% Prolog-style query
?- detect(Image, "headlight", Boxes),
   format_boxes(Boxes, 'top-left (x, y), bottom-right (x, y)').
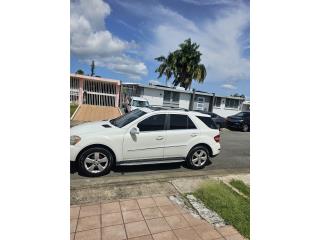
top-left (70, 135), bottom-right (81, 145)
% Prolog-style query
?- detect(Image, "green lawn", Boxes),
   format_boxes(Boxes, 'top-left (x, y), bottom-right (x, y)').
top-left (70, 104), bottom-right (78, 117)
top-left (193, 181), bottom-right (250, 239)
top-left (230, 179), bottom-right (250, 197)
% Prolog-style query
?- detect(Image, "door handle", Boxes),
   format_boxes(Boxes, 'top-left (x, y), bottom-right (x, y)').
top-left (156, 136), bottom-right (164, 140)
top-left (191, 133), bottom-right (198, 137)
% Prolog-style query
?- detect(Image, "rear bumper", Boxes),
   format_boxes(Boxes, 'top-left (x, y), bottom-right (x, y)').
top-left (211, 148), bottom-right (221, 157)
top-left (210, 143), bottom-right (221, 157)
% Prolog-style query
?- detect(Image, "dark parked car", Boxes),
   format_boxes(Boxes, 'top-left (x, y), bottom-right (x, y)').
top-left (196, 110), bottom-right (226, 129)
top-left (226, 112), bottom-right (250, 132)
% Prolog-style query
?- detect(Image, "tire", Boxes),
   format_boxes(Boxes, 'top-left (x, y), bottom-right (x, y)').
top-left (78, 147), bottom-right (114, 177)
top-left (216, 124), bottom-right (220, 130)
top-left (186, 145), bottom-right (209, 170)
top-left (242, 124), bottom-right (249, 132)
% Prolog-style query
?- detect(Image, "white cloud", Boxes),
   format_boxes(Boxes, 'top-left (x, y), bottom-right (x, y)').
top-left (137, 1), bottom-right (250, 84)
top-left (221, 84), bottom-right (237, 90)
top-left (70, 0), bottom-right (147, 79)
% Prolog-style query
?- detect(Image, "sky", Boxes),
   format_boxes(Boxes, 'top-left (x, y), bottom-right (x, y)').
top-left (70, 0), bottom-right (250, 97)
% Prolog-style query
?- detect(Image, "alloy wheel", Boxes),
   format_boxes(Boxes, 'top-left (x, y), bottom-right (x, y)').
top-left (84, 152), bottom-right (109, 174)
top-left (191, 149), bottom-right (208, 167)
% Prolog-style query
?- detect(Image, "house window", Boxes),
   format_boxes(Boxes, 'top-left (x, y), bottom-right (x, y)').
top-left (163, 90), bottom-right (180, 107)
top-left (196, 97), bottom-right (205, 110)
top-left (163, 91), bottom-right (171, 102)
top-left (214, 97), bottom-right (221, 107)
top-left (225, 98), bottom-right (240, 109)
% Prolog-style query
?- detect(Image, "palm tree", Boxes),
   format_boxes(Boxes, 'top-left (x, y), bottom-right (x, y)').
top-left (155, 38), bottom-right (207, 90)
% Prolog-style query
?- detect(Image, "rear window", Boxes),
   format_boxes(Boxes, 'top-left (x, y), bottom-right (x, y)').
top-left (196, 116), bottom-right (218, 129)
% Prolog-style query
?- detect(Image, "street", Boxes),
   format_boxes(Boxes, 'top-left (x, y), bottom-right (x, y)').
top-left (70, 130), bottom-right (249, 180)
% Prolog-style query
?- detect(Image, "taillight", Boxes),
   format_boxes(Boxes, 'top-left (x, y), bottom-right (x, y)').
top-left (214, 134), bottom-right (220, 142)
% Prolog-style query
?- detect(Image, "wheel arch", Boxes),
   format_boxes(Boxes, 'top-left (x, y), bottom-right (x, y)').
top-left (188, 143), bottom-right (213, 157)
top-left (76, 144), bottom-right (117, 163)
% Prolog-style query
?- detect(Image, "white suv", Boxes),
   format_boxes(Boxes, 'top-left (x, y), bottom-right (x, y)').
top-left (129, 96), bottom-right (150, 111)
top-left (70, 107), bottom-right (221, 177)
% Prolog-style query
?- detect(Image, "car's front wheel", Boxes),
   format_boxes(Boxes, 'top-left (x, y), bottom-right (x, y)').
top-left (78, 147), bottom-right (114, 177)
top-left (186, 146), bottom-right (209, 169)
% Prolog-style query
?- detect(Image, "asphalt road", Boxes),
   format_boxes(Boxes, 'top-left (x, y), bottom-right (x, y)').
top-left (70, 130), bottom-right (250, 180)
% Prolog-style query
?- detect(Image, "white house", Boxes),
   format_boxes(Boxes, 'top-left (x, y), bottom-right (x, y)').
top-left (121, 83), bottom-right (249, 117)
top-left (211, 95), bottom-right (249, 118)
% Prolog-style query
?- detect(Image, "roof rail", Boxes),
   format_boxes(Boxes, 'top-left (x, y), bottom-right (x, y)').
top-left (148, 105), bottom-right (189, 111)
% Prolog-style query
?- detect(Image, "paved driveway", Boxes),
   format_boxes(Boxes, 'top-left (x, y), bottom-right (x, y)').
top-left (70, 130), bottom-right (249, 180)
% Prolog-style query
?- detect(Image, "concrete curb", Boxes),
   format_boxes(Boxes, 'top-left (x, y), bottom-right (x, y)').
top-left (70, 170), bottom-right (250, 205)
top-left (70, 168), bottom-right (249, 190)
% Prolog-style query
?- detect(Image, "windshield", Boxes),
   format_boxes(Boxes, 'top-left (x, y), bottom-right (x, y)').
top-left (109, 109), bottom-right (146, 128)
top-left (132, 100), bottom-right (149, 107)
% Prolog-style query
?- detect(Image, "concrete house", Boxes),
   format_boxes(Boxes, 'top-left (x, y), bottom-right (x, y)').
top-left (121, 83), bottom-right (249, 118)
top-left (70, 73), bottom-right (121, 107)
top-left (121, 83), bottom-right (215, 111)
top-left (70, 74), bottom-right (250, 120)
top-left (212, 95), bottom-right (249, 118)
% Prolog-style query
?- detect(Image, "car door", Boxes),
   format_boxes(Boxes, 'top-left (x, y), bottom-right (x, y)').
top-left (122, 114), bottom-right (167, 161)
top-left (163, 114), bottom-right (200, 159)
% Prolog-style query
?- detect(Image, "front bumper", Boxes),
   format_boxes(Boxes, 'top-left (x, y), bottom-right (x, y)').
top-left (70, 145), bottom-right (81, 162)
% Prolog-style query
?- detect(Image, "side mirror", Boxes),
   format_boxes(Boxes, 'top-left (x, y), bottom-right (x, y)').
top-left (130, 127), bottom-right (140, 135)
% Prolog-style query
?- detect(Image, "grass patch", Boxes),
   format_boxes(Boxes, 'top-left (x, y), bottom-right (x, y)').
top-left (230, 179), bottom-right (250, 197)
top-left (70, 104), bottom-right (78, 117)
top-left (193, 181), bottom-right (250, 239)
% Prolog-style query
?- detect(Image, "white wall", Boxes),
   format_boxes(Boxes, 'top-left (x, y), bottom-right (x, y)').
top-left (179, 92), bottom-right (191, 109)
top-left (211, 97), bottom-right (241, 117)
top-left (212, 108), bottom-right (241, 118)
top-left (142, 88), bottom-right (164, 106)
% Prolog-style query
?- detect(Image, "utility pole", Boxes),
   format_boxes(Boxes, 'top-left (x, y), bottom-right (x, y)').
top-left (90, 60), bottom-right (95, 76)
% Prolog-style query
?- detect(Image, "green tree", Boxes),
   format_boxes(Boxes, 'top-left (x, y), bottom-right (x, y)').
top-left (155, 38), bottom-right (206, 90)
top-left (75, 69), bottom-right (84, 75)
top-left (90, 60), bottom-right (95, 76)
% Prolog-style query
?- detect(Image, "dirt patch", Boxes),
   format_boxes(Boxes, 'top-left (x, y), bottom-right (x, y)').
top-left (71, 181), bottom-right (177, 205)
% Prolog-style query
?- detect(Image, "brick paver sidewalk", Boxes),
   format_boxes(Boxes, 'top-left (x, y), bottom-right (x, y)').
top-left (71, 196), bottom-right (245, 240)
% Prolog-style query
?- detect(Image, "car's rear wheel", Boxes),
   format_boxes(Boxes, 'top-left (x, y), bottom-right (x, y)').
top-left (78, 147), bottom-right (114, 177)
top-left (242, 124), bottom-right (249, 132)
top-left (186, 146), bottom-right (209, 169)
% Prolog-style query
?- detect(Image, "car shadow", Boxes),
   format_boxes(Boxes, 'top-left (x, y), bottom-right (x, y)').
top-left (70, 159), bottom-right (213, 177)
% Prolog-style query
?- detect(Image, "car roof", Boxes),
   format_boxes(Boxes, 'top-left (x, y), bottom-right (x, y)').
top-left (195, 110), bottom-right (223, 118)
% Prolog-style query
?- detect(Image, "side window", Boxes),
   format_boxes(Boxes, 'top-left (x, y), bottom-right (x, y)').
top-left (188, 117), bottom-right (196, 129)
top-left (169, 114), bottom-right (196, 130)
top-left (137, 114), bottom-right (166, 132)
top-left (196, 116), bottom-right (218, 129)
